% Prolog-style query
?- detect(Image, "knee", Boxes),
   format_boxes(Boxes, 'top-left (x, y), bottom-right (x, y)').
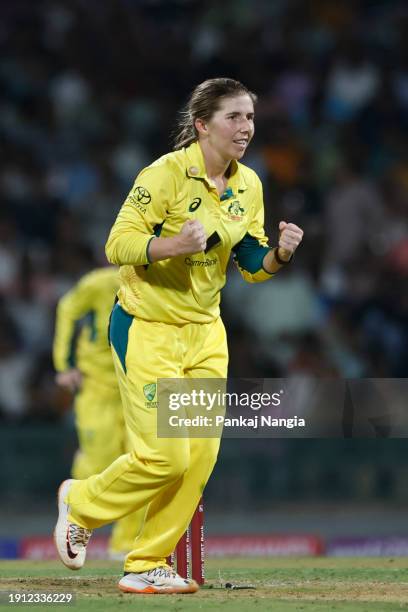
top-left (159, 453), bottom-right (189, 481)
top-left (128, 447), bottom-right (190, 482)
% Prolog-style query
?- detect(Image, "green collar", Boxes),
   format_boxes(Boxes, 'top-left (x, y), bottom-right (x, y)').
top-left (184, 141), bottom-right (248, 192)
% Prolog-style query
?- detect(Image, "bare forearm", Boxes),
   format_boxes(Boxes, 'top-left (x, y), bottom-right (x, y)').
top-left (262, 247), bottom-right (292, 274)
top-left (147, 220), bottom-right (207, 263)
top-left (147, 236), bottom-right (179, 262)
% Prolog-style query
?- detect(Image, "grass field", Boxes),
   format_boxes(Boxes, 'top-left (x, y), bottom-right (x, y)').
top-left (1, 558), bottom-right (408, 611)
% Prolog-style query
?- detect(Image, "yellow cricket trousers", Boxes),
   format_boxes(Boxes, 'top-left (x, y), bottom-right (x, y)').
top-left (72, 380), bottom-right (144, 555)
top-left (67, 304), bottom-right (228, 573)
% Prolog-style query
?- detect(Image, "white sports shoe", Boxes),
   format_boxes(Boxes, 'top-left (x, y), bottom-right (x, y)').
top-left (54, 479), bottom-right (92, 570)
top-left (118, 567), bottom-right (199, 594)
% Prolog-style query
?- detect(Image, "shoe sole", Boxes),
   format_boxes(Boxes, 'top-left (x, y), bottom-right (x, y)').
top-left (118, 583), bottom-right (199, 595)
top-left (53, 479), bottom-right (82, 571)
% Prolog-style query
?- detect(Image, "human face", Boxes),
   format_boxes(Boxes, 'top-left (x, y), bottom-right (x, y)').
top-left (200, 94), bottom-right (255, 162)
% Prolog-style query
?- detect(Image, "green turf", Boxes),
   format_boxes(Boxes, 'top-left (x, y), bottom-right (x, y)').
top-left (1, 558), bottom-right (408, 611)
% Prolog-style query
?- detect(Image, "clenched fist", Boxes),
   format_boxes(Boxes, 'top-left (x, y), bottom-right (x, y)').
top-left (174, 220), bottom-right (207, 255)
top-left (55, 368), bottom-right (82, 393)
top-left (278, 221), bottom-right (304, 261)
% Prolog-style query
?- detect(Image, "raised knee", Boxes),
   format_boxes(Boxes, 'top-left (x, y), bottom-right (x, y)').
top-left (161, 454), bottom-right (189, 481)
top-left (128, 449), bottom-right (189, 482)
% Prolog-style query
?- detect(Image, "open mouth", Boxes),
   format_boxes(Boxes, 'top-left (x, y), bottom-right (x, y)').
top-left (233, 139), bottom-right (248, 146)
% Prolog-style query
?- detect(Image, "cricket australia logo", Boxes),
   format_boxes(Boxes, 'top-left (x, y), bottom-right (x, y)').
top-left (227, 200), bottom-right (245, 221)
top-left (143, 383), bottom-right (157, 407)
top-left (143, 383), bottom-right (156, 402)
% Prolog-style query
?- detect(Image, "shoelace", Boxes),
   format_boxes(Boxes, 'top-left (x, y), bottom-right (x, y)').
top-left (146, 567), bottom-right (177, 580)
top-left (68, 523), bottom-right (92, 548)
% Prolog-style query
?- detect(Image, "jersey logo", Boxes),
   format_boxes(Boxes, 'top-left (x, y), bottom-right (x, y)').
top-left (143, 383), bottom-right (156, 403)
top-left (127, 186), bottom-right (151, 214)
top-left (134, 186), bottom-right (151, 205)
top-left (188, 197), bottom-right (202, 212)
top-left (227, 200), bottom-right (245, 221)
top-left (185, 257), bottom-right (217, 267)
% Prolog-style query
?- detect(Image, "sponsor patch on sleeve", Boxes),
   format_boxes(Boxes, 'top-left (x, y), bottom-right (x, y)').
top-left (127, 185), bottom-right (152, 213)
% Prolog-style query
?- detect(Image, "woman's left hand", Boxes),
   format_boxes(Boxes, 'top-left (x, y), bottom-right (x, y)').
top-left (278, 221), bottom-right (304, 261)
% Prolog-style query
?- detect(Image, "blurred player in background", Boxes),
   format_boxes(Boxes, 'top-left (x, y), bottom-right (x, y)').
top-left (54, 78), bottom-right (303, 594)
top-left (53, 266), bottom-right (143, 559)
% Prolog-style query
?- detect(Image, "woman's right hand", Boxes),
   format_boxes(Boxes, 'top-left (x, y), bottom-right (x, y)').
top-left (147, 220), bottom-right (207, 262)
top-left (174, 220), bottom-right (207, 255)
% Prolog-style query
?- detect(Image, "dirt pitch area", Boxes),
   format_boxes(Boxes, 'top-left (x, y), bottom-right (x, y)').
top-left (1, 557), bottom-right (408, 611)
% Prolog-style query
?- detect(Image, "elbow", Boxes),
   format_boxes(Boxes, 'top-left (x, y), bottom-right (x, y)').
top-left (237, 268), bottom-right (257, 283)
top-left (56, 297), bottom-right (69, 316)
top-left (239, 268), bottom-right (274, 283)
top-left (105, 237), bottom-right (118, 265)
top-left (235, 263), bottom-right (259, 283)
top-left (105, 250), bottom-right (118, 265)
top-left (241, 273), bottom-right (257, 284)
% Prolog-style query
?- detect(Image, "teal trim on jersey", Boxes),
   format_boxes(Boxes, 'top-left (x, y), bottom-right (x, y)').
top-left (67, 330), bottom-right (77, 368)
top-left (67, 310), bottom-right (97, 368)
top-left (88, 310), bottom-right (97, 341)
top-left (153, 221), bottom-right (164, 237)
top-left (90, 310), bottom-right (98, 342)
top-left (146, 223), bottom-right (164, 264)
top-left (109, 303), bottom-right (133, 374)
top-left (146, 236), bottom-right (156, 264)
top-left (146, 223), bottom-right (165, 265)
top-left (232, 233), bottom-right (270, 273)
top-left (220, 186), bottom-right (234, 201)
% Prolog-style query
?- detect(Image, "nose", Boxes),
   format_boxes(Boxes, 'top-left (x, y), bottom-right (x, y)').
top-left (239, 118), bottom-right (252, 133)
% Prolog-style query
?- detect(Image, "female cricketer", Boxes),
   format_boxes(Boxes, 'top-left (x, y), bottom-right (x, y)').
top-left (54, 78), bottom-right (304, 594)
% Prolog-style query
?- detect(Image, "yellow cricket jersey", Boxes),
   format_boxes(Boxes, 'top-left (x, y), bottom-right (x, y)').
top-left (53, 267), bottom-right (120, 388)
top-left (106, 141), bottom-right (274, 325)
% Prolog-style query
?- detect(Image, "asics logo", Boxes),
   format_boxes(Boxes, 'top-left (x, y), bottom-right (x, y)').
top-left (188, 197), bottom-right (201, 212)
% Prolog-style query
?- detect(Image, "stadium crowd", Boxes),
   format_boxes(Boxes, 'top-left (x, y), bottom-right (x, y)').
top-left (0, 0), bottom-right (407, 421)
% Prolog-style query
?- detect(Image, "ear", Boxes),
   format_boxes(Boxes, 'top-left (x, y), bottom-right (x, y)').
top-left (194, 118), bottom-right (208, 136)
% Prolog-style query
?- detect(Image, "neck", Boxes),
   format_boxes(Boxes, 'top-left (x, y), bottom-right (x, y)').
top-left (199, 140), bottom-right (231, 180)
